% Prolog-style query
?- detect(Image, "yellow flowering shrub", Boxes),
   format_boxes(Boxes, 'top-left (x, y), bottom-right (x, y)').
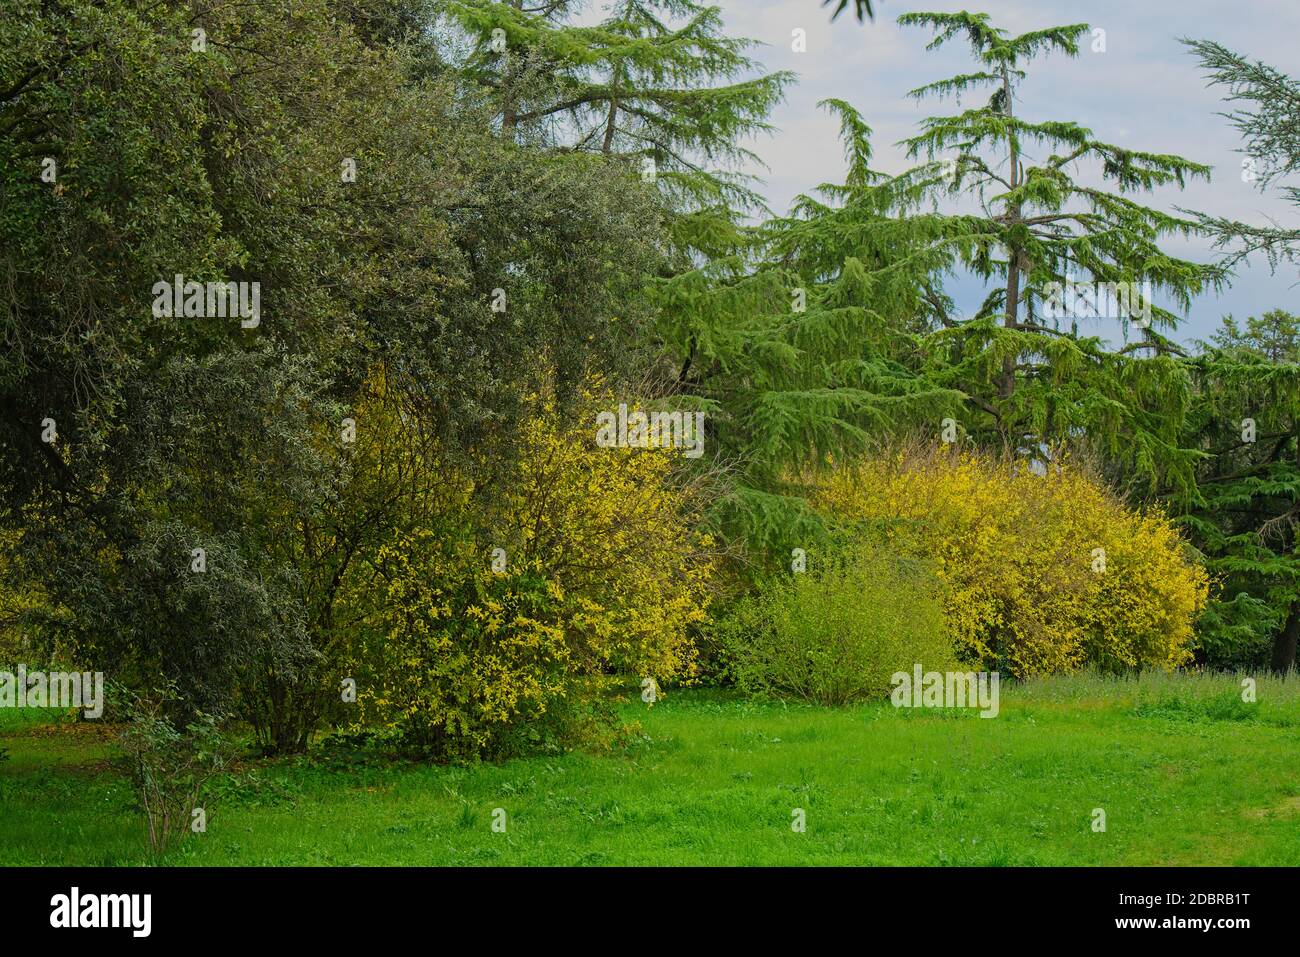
top-left (814, 446), bottom-right (1208, 676)
top-left (495, 396), bottom-right (713, 684)
top-left (347, 380), bottom-right (713, 759)
top-left (360, 539), bottom-right (577, 757)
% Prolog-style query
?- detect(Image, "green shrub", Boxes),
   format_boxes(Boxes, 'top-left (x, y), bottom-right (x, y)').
top-left (117, 684), bottom-right (232, 858)
top-left (718, 549), bottom-right (958, 705)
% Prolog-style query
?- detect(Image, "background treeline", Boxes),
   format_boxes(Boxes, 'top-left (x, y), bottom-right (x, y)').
top-left (2, 2), bottom-right (1298, 765)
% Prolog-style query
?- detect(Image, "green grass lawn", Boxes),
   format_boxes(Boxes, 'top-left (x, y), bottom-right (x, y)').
top-left (3, 673), bottom-right (1299, 866)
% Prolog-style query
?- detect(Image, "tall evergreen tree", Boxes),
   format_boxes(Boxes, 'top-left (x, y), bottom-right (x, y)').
top-left (655, 100), bottom-right (962, 552)
top-left (896, 12), bottom-right (1224, 488)
top-left (439, 0), bottom-right (792, 259)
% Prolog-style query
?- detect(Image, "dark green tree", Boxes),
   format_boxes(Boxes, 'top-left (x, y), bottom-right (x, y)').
top-left (1176, 311), bottom-right (1300, 672)
top-left (1168, 42), bottom-right (1300, 671)
top-left (0, 0), bottom-right (667, 739)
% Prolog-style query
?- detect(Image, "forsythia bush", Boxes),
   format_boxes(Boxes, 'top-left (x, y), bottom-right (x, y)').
top-left (814, 446), bottom-right (1208, 676)
top-left (495, 399), bottom-right (712, 685)
top-left (349, 386), bottom-right (713, 760)
top-left (361, 541), bottom-right (578, 758)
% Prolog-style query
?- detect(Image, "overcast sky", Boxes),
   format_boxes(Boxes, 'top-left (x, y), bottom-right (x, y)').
top-left (692, 0), bottom-right (1300, 344)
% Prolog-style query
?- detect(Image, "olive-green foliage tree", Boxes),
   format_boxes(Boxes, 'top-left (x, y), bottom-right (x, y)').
top-left (0, 0), bottom-right (666, 741)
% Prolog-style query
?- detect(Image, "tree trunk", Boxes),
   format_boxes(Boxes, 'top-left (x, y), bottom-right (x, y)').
top-left (501, 59), bottom-right (517, 141)
top-left (1271, 599), bottom-right (1299, 674)
top-left (500, 0), bottom-right (523, 141)
top-left (999, 65), bottom-right (1019, 402)
top-left (601, 94), bottom-right (618, 153)
top-left (1281, 432), bottom-right (1300, 674)
top-left (1001, 262), bottom-right (1019, 399)
top-left (601, 66), bottom-right (620, 154)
